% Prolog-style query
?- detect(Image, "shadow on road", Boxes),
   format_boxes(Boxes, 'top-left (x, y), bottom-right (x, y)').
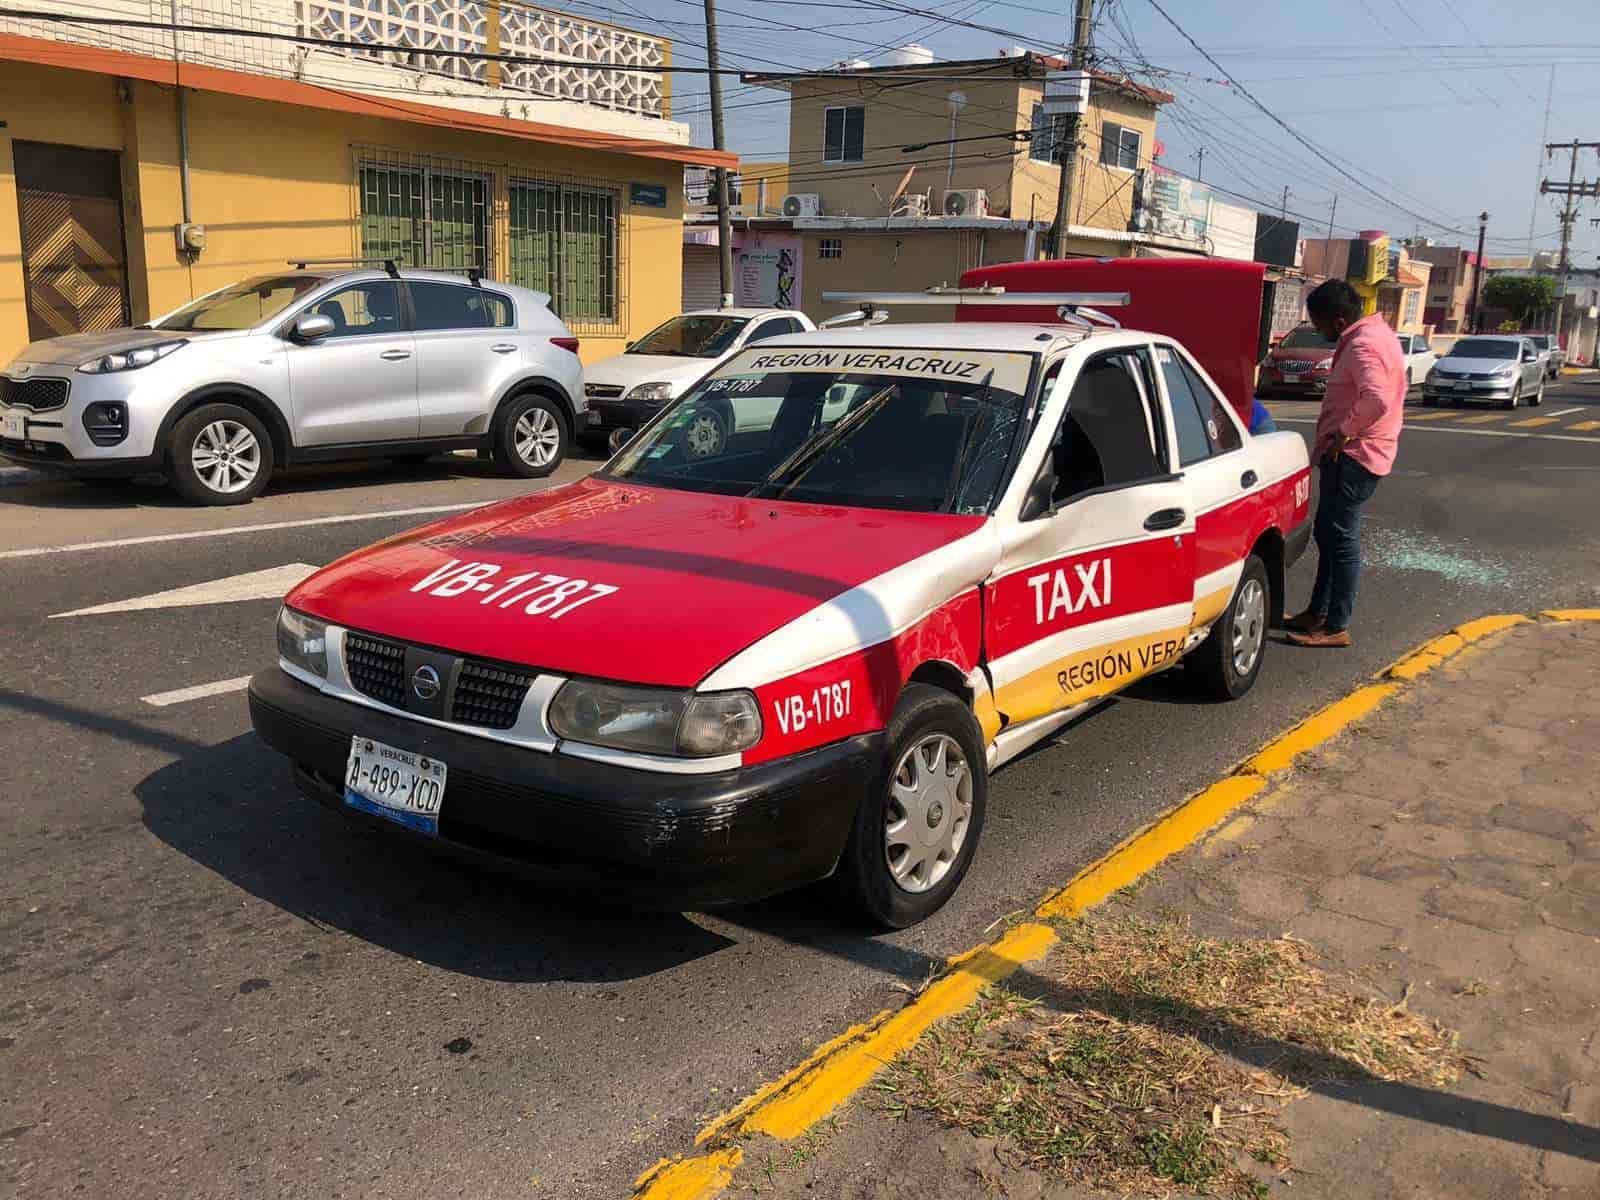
top-left (135, 730), bottom-right (737, 984)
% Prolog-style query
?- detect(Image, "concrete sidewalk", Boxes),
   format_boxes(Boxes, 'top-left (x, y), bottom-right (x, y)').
top-left (718, 618), bottom-right (1600, 1198)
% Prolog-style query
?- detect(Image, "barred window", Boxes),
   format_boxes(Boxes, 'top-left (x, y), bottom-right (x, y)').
top-left (359, 162), bottom-right (489, 273)
top-left (509, 180), bottom-right (619, 326)
top-left (818, 238), bottom-right (843, 260)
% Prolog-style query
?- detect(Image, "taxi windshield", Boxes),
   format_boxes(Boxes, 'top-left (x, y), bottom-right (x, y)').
top-left (1448, 338), bottom-right (1519, 360)
top-left (604, 346), bottom-right (1035, 514)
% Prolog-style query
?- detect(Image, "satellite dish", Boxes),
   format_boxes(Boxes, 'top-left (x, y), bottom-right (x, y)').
top-left (887, 165), bottom-right (917, 211)
top-left (944, 191), bottom-right (968, 217)
top-left (782, 194), bottom-right (803, 216)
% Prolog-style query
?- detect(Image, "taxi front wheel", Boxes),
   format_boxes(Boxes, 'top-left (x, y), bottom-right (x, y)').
top-left (832, 684), bottom-right (988, 929)
top-left (1192, 554), bottom-right (1270, 700)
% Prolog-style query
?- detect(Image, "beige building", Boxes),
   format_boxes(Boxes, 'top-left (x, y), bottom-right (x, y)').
top-left (698, 53), bottom-right (1193, 323)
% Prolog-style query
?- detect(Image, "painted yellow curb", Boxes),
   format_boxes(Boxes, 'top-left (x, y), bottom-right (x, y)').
top-left (630, 610), bottom-right (1588, 1199)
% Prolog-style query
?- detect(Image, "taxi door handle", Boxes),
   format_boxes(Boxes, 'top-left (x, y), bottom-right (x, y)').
top-left (1240, 469), bottom-right (1258, 488)
top-left (1144, 507), bottom-right (1186, 532)
top-left (379, 349), bottom-right (411, 361)
top-left (491, 343), bottom-right (518, 354)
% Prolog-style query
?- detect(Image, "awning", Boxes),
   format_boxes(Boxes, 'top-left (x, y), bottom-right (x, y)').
top-left (0, 31), bottom-right (737, 170)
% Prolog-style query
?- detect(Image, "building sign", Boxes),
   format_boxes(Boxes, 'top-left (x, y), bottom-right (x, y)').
top-left (736, 236), bottom-right (801, 309)
top-left (1132, 168), bottom-right (1209, 243)
top-left (630, 183), bottom-right (668, 208)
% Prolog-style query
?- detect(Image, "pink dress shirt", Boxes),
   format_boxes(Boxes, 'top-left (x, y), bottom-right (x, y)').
top-left (1313, 313), bottom-right (1406, 476)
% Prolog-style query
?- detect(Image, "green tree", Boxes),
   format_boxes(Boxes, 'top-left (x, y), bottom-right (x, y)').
top-left (1482, 274), bottom-right (1556, 324)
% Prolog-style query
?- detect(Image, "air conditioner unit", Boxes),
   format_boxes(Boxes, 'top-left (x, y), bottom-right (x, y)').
top-left (893, 193), bottom-right (930, 218)
top-left (781, 193), bottom-right (822, 218)
top-left (942, 188), bottom-right (989, 218)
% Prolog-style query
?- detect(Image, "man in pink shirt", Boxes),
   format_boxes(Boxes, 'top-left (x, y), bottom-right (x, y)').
top-left (1285, 280), bottom-right (1406, 648)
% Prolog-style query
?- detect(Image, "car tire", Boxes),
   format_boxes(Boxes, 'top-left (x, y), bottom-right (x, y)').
top-left (1530, 380), bottom-right (1544, 406)
top-left (1191, 554), bottom-right (1270, 701)
top-left (831, 683), bottom-right (988, 930)
top-left (1502, 384), bottom-right (1520, 411)
top-left (682, 405), bottom-right (729, 459)
top-left (1405, 368), bottom-right (1413, 390)
top-left (166, 402), bottom-right (274, 506)
top-left (492, 393), bottom-right (567, 478)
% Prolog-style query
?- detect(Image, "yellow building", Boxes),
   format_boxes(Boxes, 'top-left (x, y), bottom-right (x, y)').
top-left (723, 52), bottom-right (1186, 321)
top-left (0, 4), bottom-right (733, 367)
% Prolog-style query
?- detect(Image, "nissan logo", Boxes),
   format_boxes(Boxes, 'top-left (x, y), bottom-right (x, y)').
top-left (411, 664), bottom-right (441, 702)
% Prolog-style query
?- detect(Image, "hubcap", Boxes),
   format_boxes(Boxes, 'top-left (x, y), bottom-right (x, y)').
top-left (191, 419), bottom-right (260, 494)
top-left (884, 733), bottom-right (972, 894)
top-left (514, 407), bottom-right (561, 467)
top-left (1232, 576), bottom-right (1266, 677)
top-left (684, 413), bottom-right (724, 459)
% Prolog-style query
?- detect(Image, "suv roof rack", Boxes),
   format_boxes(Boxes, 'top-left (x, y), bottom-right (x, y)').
top-left (820, 285), bottom-right (1129, 329)
top-left (287, 257), bottom-right (401, 278)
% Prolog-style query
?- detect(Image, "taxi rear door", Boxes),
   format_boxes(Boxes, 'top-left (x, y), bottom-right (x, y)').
top-left (984, 343), bottom-right (1197, 729)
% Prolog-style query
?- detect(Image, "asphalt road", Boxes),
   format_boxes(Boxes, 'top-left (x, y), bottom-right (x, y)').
top-left (4, 380), bottom-right (1600, 1198)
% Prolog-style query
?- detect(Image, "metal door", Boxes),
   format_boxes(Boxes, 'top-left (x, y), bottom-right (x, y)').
top-left (13, 141), bottom-right (130, 340)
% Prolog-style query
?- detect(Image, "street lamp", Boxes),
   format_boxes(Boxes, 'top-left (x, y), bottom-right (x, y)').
top-left (1467, 211), bottom-right (1488, 334)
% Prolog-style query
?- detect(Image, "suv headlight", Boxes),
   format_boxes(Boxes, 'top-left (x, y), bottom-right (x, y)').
top-left (77, 340), bottom-right (187, 374)
top-left (626, 381), bottom-right (675, 404)
top-left (276, 606), bottom-right (328, 680)
top-left (549, 680), bottom-right (761, 757)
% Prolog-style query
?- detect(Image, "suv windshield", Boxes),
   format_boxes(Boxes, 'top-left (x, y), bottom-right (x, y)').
top-left (1280, 327), bottom-right (1338, 350)
top-left (605, 346), bottom-right (1035, 514)
top-left (1449, 338), bottom-right (1519, 360)
top-left (154, 275), bottom-right (323, 331)
top-left (630, 314), bottom-right (749, 358)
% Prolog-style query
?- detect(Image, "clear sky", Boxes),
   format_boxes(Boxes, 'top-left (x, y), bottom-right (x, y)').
top-left (561, 0), bottom-right (1600, 266)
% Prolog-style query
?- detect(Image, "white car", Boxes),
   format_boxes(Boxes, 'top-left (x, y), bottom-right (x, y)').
top-left (1396, 333), bottom-right (1437, 389)
top-left (0, 268), bottom-right (584, 504)
top-left (580, 308), bottom-right (815, 451)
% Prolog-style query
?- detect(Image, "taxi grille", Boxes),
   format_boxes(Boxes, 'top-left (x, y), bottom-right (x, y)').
top-left (345, 633), bottom-right (408, 706)
top-left (1, 376), bottom-right (69, 412)
top-left (1276, 359), bottom-right (1318, 372)
top-left (451, 661), bottom-right (535, 729)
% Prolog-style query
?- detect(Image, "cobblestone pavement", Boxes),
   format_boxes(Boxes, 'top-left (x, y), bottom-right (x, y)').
top-left (715, 618), bottom-right (1600, 1199)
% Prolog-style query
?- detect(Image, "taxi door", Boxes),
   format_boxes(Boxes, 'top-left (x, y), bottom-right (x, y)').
top-left (985, 343), bottom-right (1197, 728)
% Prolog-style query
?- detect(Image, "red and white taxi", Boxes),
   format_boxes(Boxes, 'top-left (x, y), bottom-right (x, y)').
top-left (249, 279), bottom-right (1311, 928)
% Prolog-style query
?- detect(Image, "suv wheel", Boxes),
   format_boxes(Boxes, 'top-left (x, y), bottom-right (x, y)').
top-left (831, 684), bottom-right (987, 929)
top-left (493, 394), bottom-right (567, 478)
top-left (1192, 554), bottom-right (1270, 700)
top-left (167, 403), bottom-right (274, 506)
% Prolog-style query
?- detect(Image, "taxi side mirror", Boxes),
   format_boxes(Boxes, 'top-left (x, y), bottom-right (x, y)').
top-left (1019, 469), bottom-right (1058, 521)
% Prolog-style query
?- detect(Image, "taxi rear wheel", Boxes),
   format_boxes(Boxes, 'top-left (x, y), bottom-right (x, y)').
top-left (1193, 554), bottom-right (1269, 701)
top-left (832, 684), bottom-right (987, 929)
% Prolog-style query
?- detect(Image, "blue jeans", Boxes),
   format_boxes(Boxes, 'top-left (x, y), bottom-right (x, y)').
top-left (1307, 454), bottom-right (1381, 632)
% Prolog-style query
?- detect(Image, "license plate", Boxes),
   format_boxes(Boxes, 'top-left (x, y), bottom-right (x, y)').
top-left (1455, 381), bottom-right (1472, 391)
top-left (586, 409), bottom-right (602, 425)
top-left (344, 736), bottom-right (447, 836)
top-left (1281, 373), bottom-right (1300, 384)
top-left (1, 411), bottom-right (23, 439)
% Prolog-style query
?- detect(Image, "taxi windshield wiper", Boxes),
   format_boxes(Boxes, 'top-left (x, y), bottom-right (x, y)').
top-left (748, 381), bottom-right (898, 499)
top-left (939, 369), bottom-right (994, 513)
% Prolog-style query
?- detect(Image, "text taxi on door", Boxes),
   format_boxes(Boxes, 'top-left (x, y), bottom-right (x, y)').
top-left (249, 272), bottom-right (1311, 928)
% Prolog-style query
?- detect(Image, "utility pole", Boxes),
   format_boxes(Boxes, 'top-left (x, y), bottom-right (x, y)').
top-left (703, 0), bottom-right (734, 307)
top-left (1468, 211), bottom-right (1488, 334)
top-left (1326, 195), bottom-right (1338, 241)
top-left (1540, 138), bottom-right (1600, 345)
top-left (1048, 0), bottom-right (1095, 260)
top-left (1280, 186), bottom-right (1289, 220)
top-left (1192, 146), bottom-right (1204, 181)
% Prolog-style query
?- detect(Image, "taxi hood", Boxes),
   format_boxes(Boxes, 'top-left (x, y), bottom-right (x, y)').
top-left (287, 477), bottom-right (986, 689)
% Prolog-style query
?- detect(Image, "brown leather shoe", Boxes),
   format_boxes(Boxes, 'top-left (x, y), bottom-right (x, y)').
top-left (1283, 609), bottom-right (1327, 633)
top-left (1287, 628), bottom-right (1352, 648)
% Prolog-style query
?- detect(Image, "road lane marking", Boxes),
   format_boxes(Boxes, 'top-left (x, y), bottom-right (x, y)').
top-left (140, 676), bottom-right (253, 707)
top-left (0, 501), bottom-right (483, 560)
top-left (1406, 411), bottom-right (1458, 421)
top-left (1458, 413), bottom-right (1508, 424)
top-left (1542, 407), bottom-right (1584, 418)
top-left (51, 563), bottom-right (318, 618)
top-left (1571, 420), bottom-right (1600, 432)
top-left (634, 611), bottom-right (1583, 1200)
top-left (1509, 417), bottom-right (1559, 427)
top-left (1273, 417), bottom-right (1600, 444)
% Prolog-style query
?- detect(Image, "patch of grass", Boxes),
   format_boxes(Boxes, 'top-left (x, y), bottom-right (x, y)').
top-left (877, 915), bottom-right (1469, 1200)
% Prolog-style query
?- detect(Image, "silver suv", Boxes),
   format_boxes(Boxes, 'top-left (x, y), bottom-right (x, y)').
top-left (0, 266), bottom-right (586, 505)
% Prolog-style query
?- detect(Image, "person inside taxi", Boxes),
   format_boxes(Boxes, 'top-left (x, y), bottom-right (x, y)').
top-left (1286, 279), bottom-right (1406, 649)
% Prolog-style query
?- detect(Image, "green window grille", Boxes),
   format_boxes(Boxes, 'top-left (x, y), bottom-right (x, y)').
top-left (510, 180), bottom-right (617, 326)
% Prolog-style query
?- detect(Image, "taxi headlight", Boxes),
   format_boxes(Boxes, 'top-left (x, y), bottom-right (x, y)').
top-left (1492, 363), bottom-right (1516, 378)
top-left (549, 681), bottom-right (761, 756)
top-left (276, 606), bottom-right (328, 679)
top-left (626, 381), bottom-right (675, 405)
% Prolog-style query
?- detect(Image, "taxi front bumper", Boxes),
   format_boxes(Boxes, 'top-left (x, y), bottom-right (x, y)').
top-left (248, 668), bottom-right (872, 908)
